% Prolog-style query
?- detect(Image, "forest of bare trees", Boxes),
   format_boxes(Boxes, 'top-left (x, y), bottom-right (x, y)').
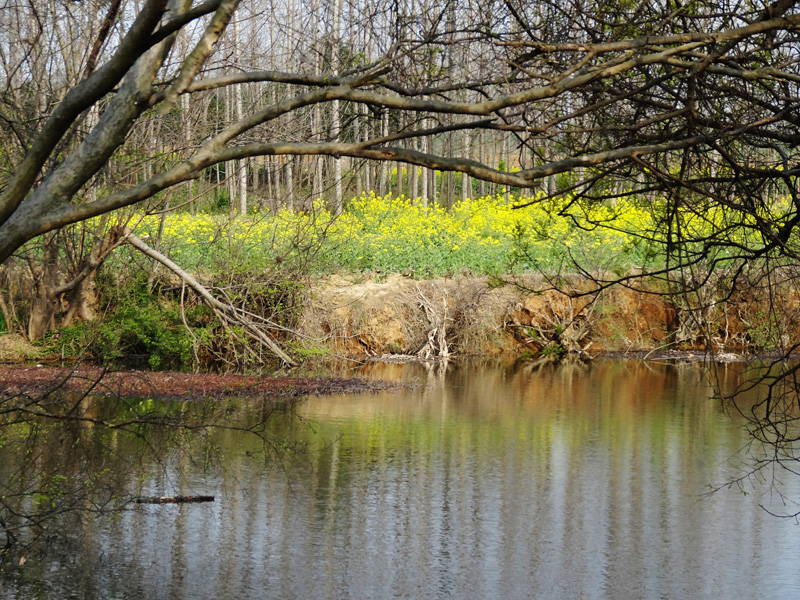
top-left (1, 0), bottom-right (800, 457)
top-left (1, 0), bottom-right (799, 249)
top-left (5, 0), bottom-right (800, 554)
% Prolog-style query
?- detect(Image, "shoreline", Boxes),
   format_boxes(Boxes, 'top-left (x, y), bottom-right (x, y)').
top-left (3, 273), bottom-right (799, 370)
top-left (0, 364), bottom-right (401, 401)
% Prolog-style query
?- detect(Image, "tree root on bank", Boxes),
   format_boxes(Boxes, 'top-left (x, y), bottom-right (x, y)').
top-left (416, 284), bottom-right (451, 359)
top-left (504, 292), bottom-right (596, 359)
top-left (123, 228), bottom-right (297, 366)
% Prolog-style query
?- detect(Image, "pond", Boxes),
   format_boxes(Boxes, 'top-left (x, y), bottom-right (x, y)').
top-left (3, 359), bottom-right (800, 599)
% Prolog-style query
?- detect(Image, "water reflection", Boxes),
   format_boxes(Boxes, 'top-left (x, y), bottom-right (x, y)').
top-left (3, 360), bottom-right (799, 599)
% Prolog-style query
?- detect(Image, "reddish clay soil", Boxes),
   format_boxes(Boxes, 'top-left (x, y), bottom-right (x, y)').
top-left (0, 365), bottom-right (399, 400)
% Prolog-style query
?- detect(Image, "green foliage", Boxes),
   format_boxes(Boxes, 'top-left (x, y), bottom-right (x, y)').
top-left (48, 187), bottom-right (789, 369)
top-left (507, 221), bottom-right (533, 271)
top-left (743, 311), bottom-right (783, 352)
top-left (48, 282), bottom-right (195, 370)
top-left (96, 300), bottom-right (194, 369)
top-left (82, 207), bottom-right (325, 370)
top-left (213, 188), bottom-right (230, 212)
top-left (283, 339), bottom-right (332, 360)
top-left (126, 191), bottom-right (668, 280)
top-left (540, 343), bottom-right (566, 360)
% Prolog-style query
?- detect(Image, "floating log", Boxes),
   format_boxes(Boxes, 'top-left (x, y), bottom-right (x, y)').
top-left (134, 495), bottom-right (215, 504)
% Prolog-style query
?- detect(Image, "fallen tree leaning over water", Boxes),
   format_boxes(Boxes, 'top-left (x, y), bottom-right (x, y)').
top-left (124, 228), bottom-right (297, 366)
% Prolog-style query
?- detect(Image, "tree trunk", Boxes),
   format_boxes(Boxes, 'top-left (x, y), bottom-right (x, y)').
top-left (428, 130), bottom-right (437, 205)
top-left (181, 94), bottom-right (194, 213)
top-left (234, 17), bottom-right (247, 216)
top-left (27, 226), bottom-right (123, 340)
top-left (27, 243), bottom-right (60, 341)
top-left (462, 129), bottom-right (470, 201)
top-left (409, 157), bottom-right (417, 203)
top-left (420, 129), bottom-right (428, 208)
top-left (331, 0), bottom-right (343, 215)
top-left (396, 161), bottom-right (403, 197)
top-left (226, 84), bottom-right (236, 214)
top-left (378, 114), bottom-right (388, 196)
top-left (478, 131), bottom-right (486, 197)
top-left (503, 133), bottom-right (510, 202)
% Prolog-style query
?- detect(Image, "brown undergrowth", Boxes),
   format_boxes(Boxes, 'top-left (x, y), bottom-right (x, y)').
top-left (302, 272), bottom-right (800, 360)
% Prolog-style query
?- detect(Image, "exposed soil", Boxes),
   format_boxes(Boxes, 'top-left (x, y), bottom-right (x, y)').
top-left (303, 274), bottom-right (800, 358)
top-left (3, 274), bottom-right (799, 374)
top-left (0, 365), bottom-right (399, 401)
top-left (302, 274), bottom-right (688, 357)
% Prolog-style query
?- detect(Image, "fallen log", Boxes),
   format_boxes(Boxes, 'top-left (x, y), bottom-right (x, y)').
top-left (134, 495), bottom-right (215, 504)
top-left (123, 228), bottom-right (297, 366)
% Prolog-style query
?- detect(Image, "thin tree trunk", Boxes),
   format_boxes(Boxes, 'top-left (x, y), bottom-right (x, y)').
top-left (238, 159), bottom-right (248, 216)
top-left (182, 94), bottom-right (195, 214)
top-left (503, 133), bottom-right (510, 202)
top-left (313, 66), bottom-right (323, 202)
top-left (354, 109), bottom-right (362, 197)
top-left (233, 18), bottom-right (247, 215)
top-left (225, 85), bottom-right (236, 215)
top-left (396, 161), bottom-right (403, 197)
top-left (420, 126), bottom-right (428, 208)
top-left (333, 136), bottom-right (343, 215)
top-left (331, 0), bottom-right (343, 215)
top-left (408, 156), bottom-right (416, 203)
top-left (478, 131), bottom-right (486, 197)
top-left (379, 114), bottom-right (388, 196)
top-left (462, 129), bottom-right (470, 201)
top-left (286, 158), bottom-right (294, 210)
top-left (264, 157), bottom-right (272, 208)
top-left (446, 130), bottom-right (455, 208)
top-left (428, 129), bottom-right (437, 205)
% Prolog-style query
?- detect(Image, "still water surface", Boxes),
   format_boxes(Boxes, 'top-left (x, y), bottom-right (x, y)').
top-left (5, 359), bottom-right (800, 599)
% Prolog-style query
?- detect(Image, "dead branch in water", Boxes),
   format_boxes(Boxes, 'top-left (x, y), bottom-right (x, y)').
top-left (134, 495), bottom-right (215, 504)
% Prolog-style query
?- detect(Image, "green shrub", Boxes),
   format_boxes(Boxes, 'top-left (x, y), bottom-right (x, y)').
top-left (47, 287), bottom-right (195, 370)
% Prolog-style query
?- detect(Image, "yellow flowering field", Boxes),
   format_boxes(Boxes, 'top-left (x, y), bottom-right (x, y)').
top-left (327, 192), bottom-right (659, 275)
top-left (127, 192), bottom-right (762, 276)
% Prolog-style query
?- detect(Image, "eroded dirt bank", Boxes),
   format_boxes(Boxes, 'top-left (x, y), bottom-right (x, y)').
top-left (1, 273), bottom-right (797, 370)
top-left (300, 274), bottom-right (800, 358)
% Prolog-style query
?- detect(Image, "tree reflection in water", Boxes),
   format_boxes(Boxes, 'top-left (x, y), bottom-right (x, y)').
top-left (2, 359), bottom-right (800, 599)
